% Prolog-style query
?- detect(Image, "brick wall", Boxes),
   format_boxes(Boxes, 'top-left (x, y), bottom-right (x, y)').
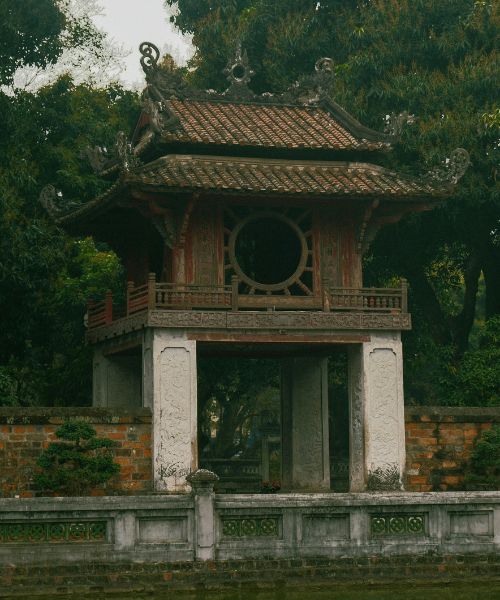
top-left (1, 406), bottom-right (499, 496)
top-left (1, 555), bottom-right (499, 596)
top-left (0, 408), bottom-right (152, 498)
top-left (405, 407), bottom-right (500, 492)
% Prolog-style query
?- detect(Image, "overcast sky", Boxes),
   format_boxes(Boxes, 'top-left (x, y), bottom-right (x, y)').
top-left (92, 0), bottom-right (194, 89)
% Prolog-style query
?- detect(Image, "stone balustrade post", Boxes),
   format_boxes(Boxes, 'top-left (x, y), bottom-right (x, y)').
top-left (187, 469), bottom-right (218, 561)
top-left (114, 511), bottom-right (136, 551)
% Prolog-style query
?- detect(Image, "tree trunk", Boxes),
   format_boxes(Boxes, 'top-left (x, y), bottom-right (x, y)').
top-left (450, 250), bottom-right (482, 356)
top-left (404, 265), bottom-right (452, 346)
top-left (482, 243), bottom-right (500, 319)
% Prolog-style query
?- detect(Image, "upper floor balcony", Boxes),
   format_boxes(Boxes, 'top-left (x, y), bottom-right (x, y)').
top-left (86, 274), bottom-right (410, 343)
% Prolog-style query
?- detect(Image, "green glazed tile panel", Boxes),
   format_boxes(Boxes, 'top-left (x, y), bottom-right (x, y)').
top-left (371, 514), bottom-right (425, 537)
top-left (221, 516), bottom-right (280, 538)
top-left (0, 521), bottom-right (107, 543)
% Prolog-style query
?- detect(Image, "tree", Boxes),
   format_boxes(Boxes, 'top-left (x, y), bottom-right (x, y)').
top-left (0, 79), bottom-right (138, 406)
top-left (0, 0), bottom-right (66, 86)
top-left (0, 1), bottom-right (140, 406)
top-left (10, 0), bottom-right (127, 92)
top-left (198, 358), bottom-right (280, 458)
top-left (34, 420), bottom-right (120, 495)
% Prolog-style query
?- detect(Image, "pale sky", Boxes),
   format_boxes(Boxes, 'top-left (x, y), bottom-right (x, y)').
top-left (92, 0), bottom-right (194, 89)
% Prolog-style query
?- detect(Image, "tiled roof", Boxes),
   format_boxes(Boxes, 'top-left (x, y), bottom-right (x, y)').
top-left (126, 155), bottom-right (442, 198)
top-left (159, 99), bottom-right (390, 152)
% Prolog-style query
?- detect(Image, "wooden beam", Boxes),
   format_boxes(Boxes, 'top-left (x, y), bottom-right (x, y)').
top-left (188, 333), bottom-right (370, 344)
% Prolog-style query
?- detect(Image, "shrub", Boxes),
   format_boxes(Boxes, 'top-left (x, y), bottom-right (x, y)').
top-left (34, 420), bottom-right (120, 495)
top-left (464, 425), bottom-right (500, 490)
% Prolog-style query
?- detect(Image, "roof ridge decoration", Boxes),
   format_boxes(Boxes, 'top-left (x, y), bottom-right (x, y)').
top-left (138, 41), bottom-right (337, 106)
top-left (81, 130), bottom-right (142, 177)
top-left (142, 43), bottom-right (334, 102)
top-left (39, 185), bottom-right (80, 217)
top-left (428, 148), bottom-right (470, 185)
top-left (223, 42), bottom-right (255, 100)
top-left (136, 42), bottom-right (406, 148)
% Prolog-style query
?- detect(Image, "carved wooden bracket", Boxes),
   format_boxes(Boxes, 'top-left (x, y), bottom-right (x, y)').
top-left (357, 199), bottom-right (380, 253)
top-left (177, 195), bottom-right (197, 248)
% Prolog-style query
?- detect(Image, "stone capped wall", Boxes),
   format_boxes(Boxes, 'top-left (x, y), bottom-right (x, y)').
top-left (0, 408), bottom-right (152, 497)
top-left (1, 406), bottom-right (499, 496)
top-left (405, 407), bottom-right (500, 491)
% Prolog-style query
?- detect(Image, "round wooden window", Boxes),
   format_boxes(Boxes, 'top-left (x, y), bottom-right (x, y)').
top-left (228, 212), bottom-right (309, 292)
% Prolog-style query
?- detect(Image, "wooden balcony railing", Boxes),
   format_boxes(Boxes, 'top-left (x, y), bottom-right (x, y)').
top-left (156, 282), bottom-right (233, 310)
top-left (86, 274), bottom-right (408, 330)
top-left (326, 284), bottom-right (408, 312)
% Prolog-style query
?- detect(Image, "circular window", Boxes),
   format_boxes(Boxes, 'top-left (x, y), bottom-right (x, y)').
top-left (231, 63), bottom-right (246, 81)
top-left (228, 212), bottom-right (308, 292)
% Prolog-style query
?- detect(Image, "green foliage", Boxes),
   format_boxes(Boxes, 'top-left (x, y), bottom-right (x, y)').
top-left (198, 358), bottom-right (280, 458)
top-left (0, 0), bottom-right (66, 86)
top-left (405, 317), bottom-right (500, 406)
top-left (0, 75), bottom-right (138, 406)
top-left (34, 420), bottom-right (120, 495)
top-left (464, 425), bottom-right (500, 490)
top-left (0, 0), bottom-right (139, 407)
top-left (449, 317), bottom-right (500, 406)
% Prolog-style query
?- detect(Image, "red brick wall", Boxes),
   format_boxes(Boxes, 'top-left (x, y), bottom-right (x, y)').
top-left (0, 408), bottom-right (152, 498)
top-left (1, 406), bottom-right (498, 496)
top-left (405, 407), bottom-right (500, 492)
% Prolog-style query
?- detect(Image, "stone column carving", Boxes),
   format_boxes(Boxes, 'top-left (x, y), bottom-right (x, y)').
top-left (281, 357), bottom-right (330, 491)
top-left (348, 332), bottom-right (406, 491)
top-left (187, 469), bottom-right (218, 561)
top-left (146, 329), bottom-right (198, 492)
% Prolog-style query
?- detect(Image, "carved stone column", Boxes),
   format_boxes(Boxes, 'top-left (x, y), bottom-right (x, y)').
top-left (187, 469), bottom-right (218, 561)
top-left (281, 357), bottom-right (330, 491)
top-left (348, 332), bottom-right (406, 491)
top-left (143, 329), bottom-right (198, 492)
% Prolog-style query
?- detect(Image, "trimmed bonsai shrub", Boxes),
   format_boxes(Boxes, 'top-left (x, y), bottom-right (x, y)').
top-left (464, 425), bottom-right (500, 490)
top-left (34, 420), bottom-right (120, 495)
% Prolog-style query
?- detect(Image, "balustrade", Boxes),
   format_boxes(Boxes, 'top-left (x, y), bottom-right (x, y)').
top-left (86, 275), bottom-right (408, 330)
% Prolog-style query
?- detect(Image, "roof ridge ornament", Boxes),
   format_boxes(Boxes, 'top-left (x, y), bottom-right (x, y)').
top-left (39, 185), bottom-right (79, 218)
top-left (314, 57), bottom-right (335, 99)
top-left (384, 111), bottom-right (415, 139)
top-left (82, 131), bottom-right (142, 176)
top-left (139, 41), bottom-right (160, 74)
top-left (223, 42), bottom-right (256, 100)
top-left (115, 131), bottom-right (141, 172)
top-left (142, 97), bottom-right (180, 134)
top-left (281, 57), bottom-right (335, 104)
top-left (82, 145), bottom-right (108, 175)
top-left (429, 148), bottom-right (470, 185)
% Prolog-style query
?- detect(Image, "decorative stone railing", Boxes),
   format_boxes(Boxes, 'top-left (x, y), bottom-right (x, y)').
top-left (86, 274), bottom-right (408, 330)
top-left (0, 489), bottom-right (498, 566)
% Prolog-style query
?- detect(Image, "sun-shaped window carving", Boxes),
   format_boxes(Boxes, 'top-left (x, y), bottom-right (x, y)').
top-left (223, 206), bottom-right (314, 295)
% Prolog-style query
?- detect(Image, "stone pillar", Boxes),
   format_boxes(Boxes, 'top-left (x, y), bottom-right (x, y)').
top-left (114, 511), bottom-right (136, 551)
top-left (187, 469), bottom-right (218, 561)
top-left (92, 347), bottom-right (108, 408)
top-left (281, 356), bottom-right (330, 491)
top-left (92, 347), bottom-right (141, 408)
top-left (143, 329), bottom-right (198, 493)
top-left (348, 332), bottom-right (406, 491)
